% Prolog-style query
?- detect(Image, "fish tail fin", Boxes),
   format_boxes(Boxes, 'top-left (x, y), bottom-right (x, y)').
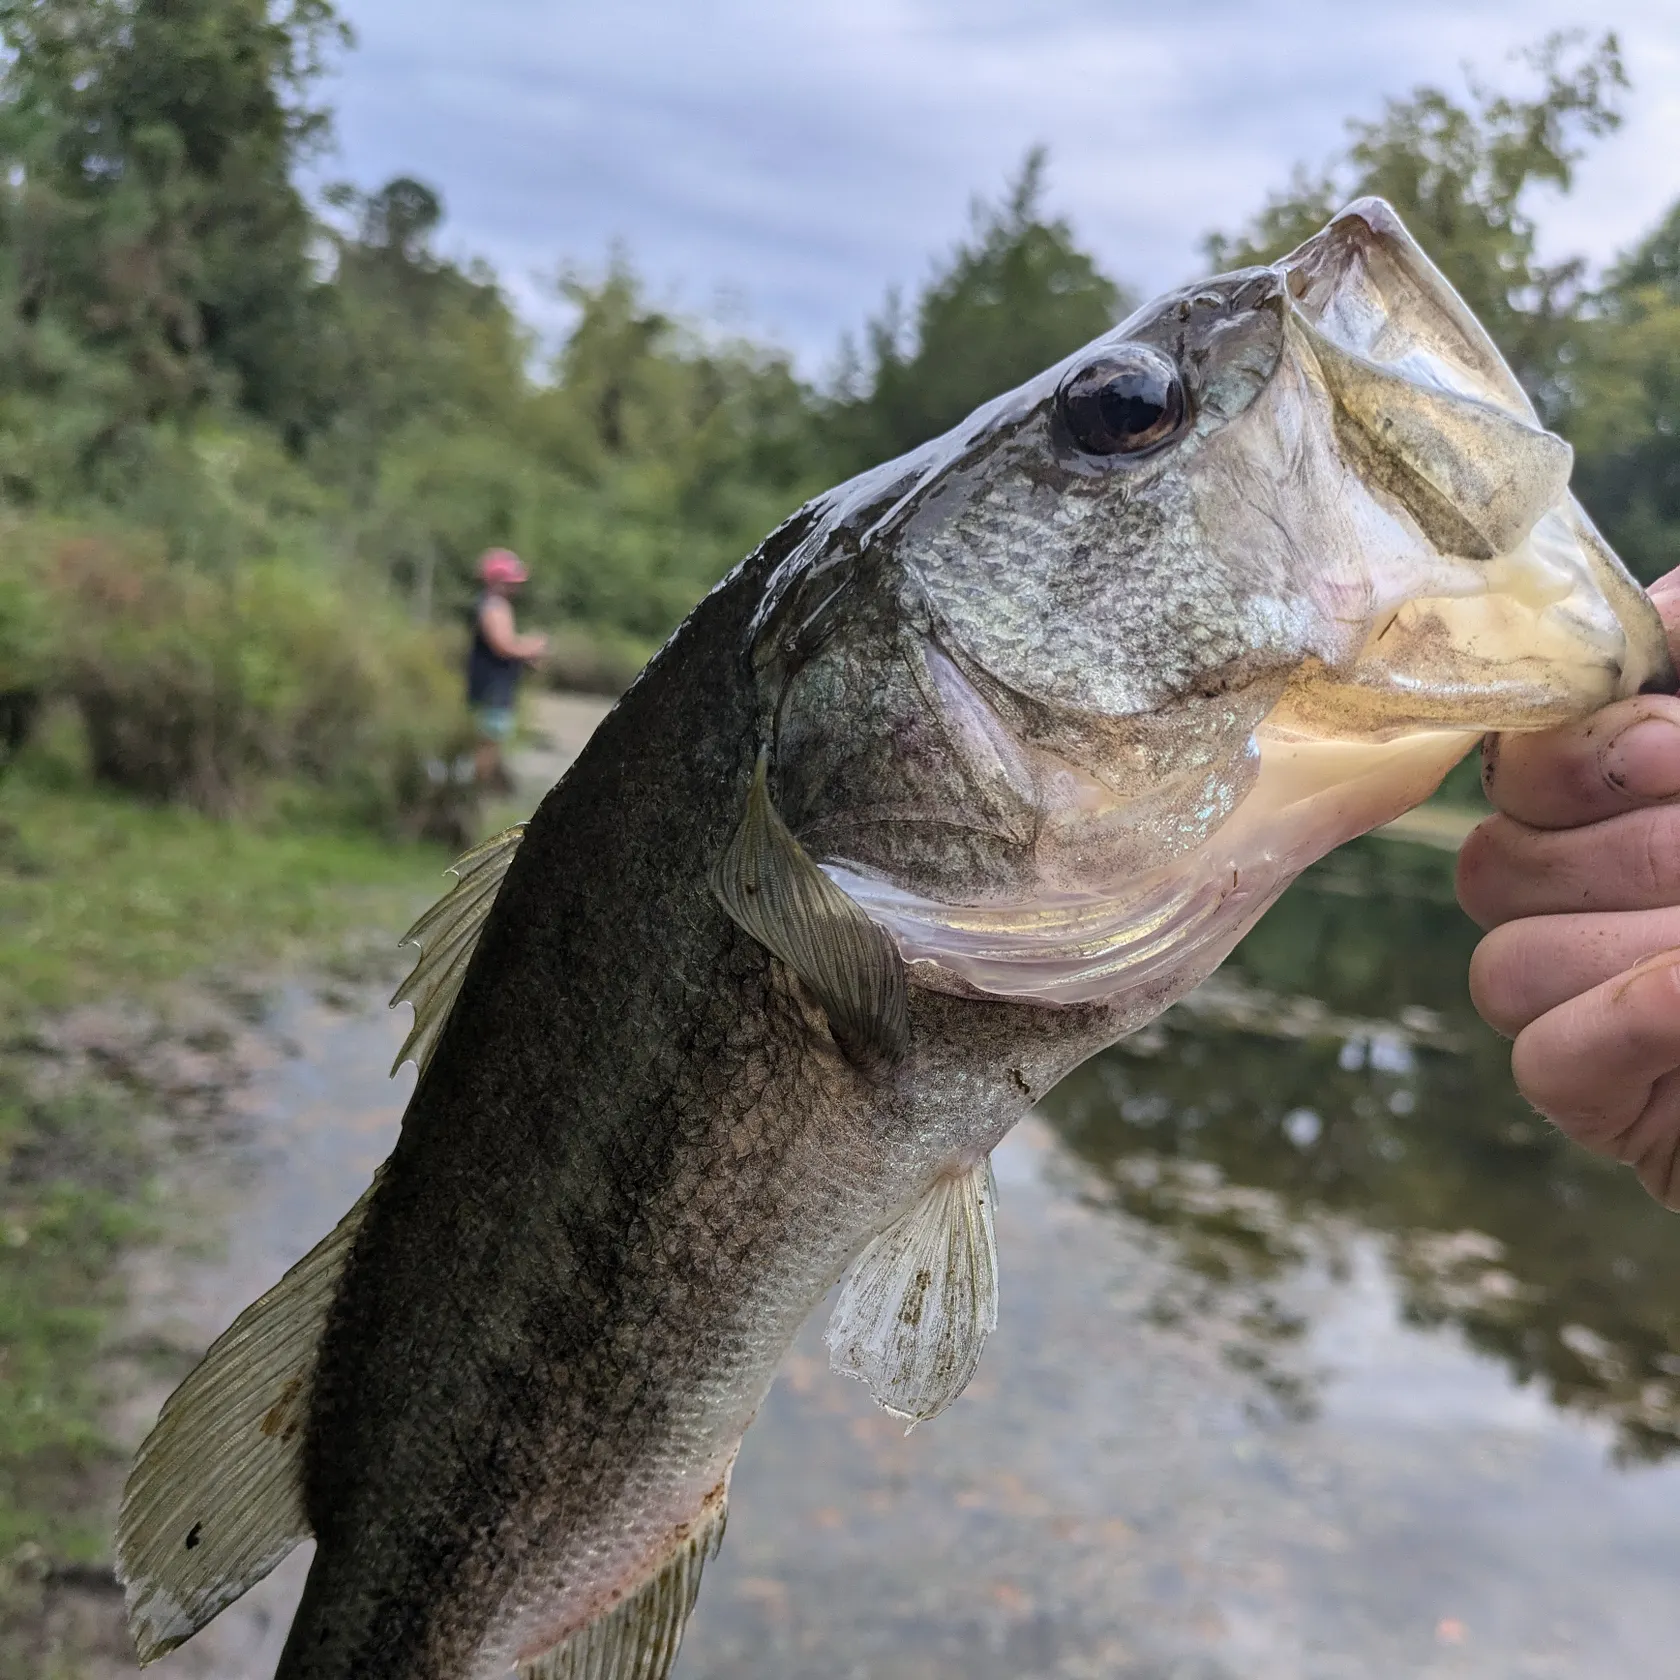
top-left (116, 1178), bottom-right (377, 1665)
top-left (518, 1491), bottom-right (728, 1680)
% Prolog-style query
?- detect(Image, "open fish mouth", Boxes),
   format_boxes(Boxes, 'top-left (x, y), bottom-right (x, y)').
top-left (1274, 197), bottom-right (1674, 732)
top-left (826, 198), bottom-right (1674, 1012)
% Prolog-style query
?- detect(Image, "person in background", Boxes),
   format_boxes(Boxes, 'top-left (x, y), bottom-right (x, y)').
top-left (1460, 564), bottom-right (1680, 1209)
top-left (467, 548), bottom-right (547, 791)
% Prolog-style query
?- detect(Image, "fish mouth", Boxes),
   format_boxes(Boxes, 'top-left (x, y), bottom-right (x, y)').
top-left (1275, 197), bottom-right (1675, 727)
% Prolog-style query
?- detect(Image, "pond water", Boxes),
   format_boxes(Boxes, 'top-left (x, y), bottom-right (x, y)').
top-left (136, 833), bottom-right (1680, 1680)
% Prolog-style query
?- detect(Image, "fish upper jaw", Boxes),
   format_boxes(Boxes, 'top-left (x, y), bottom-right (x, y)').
top-left (1269, 493), bottom-right (1675, 745)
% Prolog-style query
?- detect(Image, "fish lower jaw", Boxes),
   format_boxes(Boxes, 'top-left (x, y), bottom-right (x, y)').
top-left (826, 725), bottom-right (1476, 1011)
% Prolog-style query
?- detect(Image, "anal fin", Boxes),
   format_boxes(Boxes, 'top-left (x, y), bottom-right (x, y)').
top-left (518, 1498), bottom-right (727, 1680)
top-left (825, 1157), bottom-right (998, 1427)
top-left (391, 823), bottom-right (526, 1075)
top-left (116, 1175), bottom-right (378, 1665)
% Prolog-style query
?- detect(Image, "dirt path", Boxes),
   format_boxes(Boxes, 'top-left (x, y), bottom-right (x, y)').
top-left (511, 691), bottom-right (615, 793)
top-left (82, 693), bottom-right (1680, 1679)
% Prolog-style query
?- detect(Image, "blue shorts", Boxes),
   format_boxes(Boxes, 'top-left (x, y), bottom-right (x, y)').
top-left (474, 704), bottom-right (516, 742)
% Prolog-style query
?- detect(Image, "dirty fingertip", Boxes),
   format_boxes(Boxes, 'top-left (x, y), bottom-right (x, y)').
top-left (1600, 713), bottom-right (1680, 803)
top-left (1478, 731), bottom-right (1500, 794)
top-left (1453, 816), bottom-right (1507, 931)
top-left (1611, 945), bottom-right (1680, 1002)
top-left (1648, 569), bottom-right (1680, 611)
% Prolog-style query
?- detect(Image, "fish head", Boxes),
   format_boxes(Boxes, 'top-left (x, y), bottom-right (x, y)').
top-left (754, 198), bottom-right (1673, 1013)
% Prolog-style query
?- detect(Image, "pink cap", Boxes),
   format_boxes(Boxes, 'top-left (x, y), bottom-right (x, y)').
top-left (479, 548), bottom-right (528, 585)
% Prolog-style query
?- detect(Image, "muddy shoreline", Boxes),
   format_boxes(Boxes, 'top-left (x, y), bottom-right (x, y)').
top-left (5, 963), bottom-right (398, 1677)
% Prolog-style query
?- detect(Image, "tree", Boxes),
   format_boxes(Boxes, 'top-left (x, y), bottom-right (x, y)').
top-left (359, 176), bottom-right (443, 263)
top-left (829, 149), bottom-right (1130, 469)
top-left (511, 257), bottom-right (826, 638)
top-left (310, 176), bottom-right (531, 505)
top-left (1564, 204), bottom-right (1680, 585)
top-left (0, 0), bottom-right (350, 447)
top-left (1607, 199), bottom-right (1680, 300)
top-left (1204, 32), bottom-right (1627, 417)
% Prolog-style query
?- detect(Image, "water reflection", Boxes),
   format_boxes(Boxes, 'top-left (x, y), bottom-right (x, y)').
top-left (1040, 835), bottom-right (1680, 1463)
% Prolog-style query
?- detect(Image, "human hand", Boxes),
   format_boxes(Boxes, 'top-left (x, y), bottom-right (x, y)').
top-left (1458, 569), bottom-right (1680, 1206)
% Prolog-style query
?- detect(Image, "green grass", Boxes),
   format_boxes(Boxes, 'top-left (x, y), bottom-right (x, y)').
top-left (0, 758), bottom-right (451, 1023)
top-left (0, 1074), bottom-right (144, 1563)
top-left (0, 1072), bottom-right (148, 1673)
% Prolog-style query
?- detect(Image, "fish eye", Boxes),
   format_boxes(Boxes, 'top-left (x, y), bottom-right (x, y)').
top-left (1055, 347), bottom-right (1188, 458)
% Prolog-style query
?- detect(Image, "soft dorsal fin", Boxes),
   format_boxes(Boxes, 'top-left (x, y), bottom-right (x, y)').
top-left (117, 1176), bottom-right (379, 1665)
top-left (711, 750), bottom-right (908, 1064)
top-left (825, 1158), bottom-right (998, 1427)
top-left (517, 1494), bottom-right (727, 1680)
top-left (390, 823), bottom-right (526, 1076)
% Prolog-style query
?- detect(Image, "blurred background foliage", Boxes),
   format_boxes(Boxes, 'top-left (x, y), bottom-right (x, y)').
top-left (0, 11), bottom-right (1675, 823)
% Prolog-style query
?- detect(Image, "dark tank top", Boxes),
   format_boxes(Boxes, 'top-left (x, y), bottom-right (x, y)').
top-left (466, 593), bottom-right (523, 707)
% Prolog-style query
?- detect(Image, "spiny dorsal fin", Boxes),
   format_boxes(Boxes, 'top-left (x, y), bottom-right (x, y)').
top-left (390, 823), bottom-right (526, 1076)
top-left (518, 1496), bottom-right (727, 1680)
top-left (711, 750), bottom-right (908, 1064)
top-left (117, 1175), bottom-right (379, 1665)
top-left (825, 1157), bottom-right (998, 1427)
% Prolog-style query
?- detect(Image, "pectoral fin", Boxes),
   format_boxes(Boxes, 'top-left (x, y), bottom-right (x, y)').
top-left (390, 823), bottom-right (526, 1076)
top-left (117, 1176), bottom-right (377, 1664)
top-left (825, 1158), bottom-right (999, 1426)
top-left (711, 750), bottom-right (909, 1063)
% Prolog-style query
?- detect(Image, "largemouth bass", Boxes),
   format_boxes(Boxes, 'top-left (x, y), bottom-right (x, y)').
top-left (117, 199), bottom-right (1672, 1680)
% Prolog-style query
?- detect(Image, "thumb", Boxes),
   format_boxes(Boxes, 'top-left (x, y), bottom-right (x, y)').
top-left (1646, 565), bottom-right (1680, 655)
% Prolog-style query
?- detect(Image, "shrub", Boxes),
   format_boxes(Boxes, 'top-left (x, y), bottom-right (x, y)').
top-left (40, 532), bottom-right (474, 831)
top-left (541, 620), bottom-right (656, 697)
top-left (0, 531), bottom-right (58, 771)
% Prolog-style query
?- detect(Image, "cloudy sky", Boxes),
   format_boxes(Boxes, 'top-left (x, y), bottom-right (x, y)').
top-left (319, 1), bottom-right (1680, 371)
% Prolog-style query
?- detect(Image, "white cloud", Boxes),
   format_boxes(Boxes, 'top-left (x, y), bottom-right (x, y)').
top-left (316, 0), bottom-right (1680, 369)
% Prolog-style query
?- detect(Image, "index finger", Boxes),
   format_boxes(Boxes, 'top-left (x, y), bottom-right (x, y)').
top-left (1481, 577), bottom-right (1680, 829)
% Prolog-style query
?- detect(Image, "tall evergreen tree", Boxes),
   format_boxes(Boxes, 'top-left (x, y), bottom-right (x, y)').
top-left (0, 0), bottom-right (348, 446)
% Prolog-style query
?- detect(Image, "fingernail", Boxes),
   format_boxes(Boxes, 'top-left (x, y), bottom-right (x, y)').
top-left (1613, 946), bottom-right (1680, 1001)
top-left (1602, 717), bottom-right (1680, 800)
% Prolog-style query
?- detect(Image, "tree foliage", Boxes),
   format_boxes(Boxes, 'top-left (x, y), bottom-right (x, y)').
top-left (0, 0), bottom-right (348, 452)
top-left (1204, 30), bottom-right (1680, 583)
top-left (829, 149), bottom-right (1130, 469)
top-left (1567, 234), bottom-right (1680, 584)
top-left (1206, 32), bottom-right (1627, 412)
